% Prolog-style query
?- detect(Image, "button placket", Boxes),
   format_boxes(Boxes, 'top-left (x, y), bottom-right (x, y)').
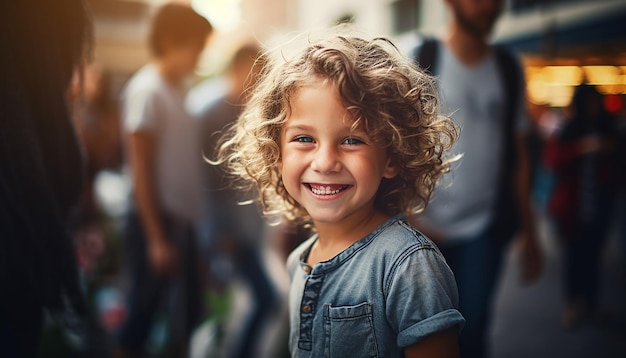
top-left (297, 267), bottom-right (324, 351)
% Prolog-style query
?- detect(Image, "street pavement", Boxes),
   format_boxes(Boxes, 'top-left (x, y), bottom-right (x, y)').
top-left (489, 215), bottom-right (626, 358)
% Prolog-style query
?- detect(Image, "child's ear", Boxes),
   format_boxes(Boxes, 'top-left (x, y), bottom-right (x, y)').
top-left (382, 159), bottom-right (399, 179)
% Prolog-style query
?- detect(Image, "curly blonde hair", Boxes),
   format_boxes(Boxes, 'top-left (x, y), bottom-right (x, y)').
top-left (215, 32), bottom-right (458, 225)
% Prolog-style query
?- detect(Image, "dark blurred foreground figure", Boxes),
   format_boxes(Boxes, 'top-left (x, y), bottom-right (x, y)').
top-left (0, 0), bottom-right (92, 357)
top-left (409, 0), bottom-right (543, 357)
top-left (544, 84), bottom-right (621, 328)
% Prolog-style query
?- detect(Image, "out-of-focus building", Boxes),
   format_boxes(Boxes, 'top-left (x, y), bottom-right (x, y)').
top-left (494, 0), bottom-right (626, 108)
top-left (294, 0), bottom-right (626, 109)
top-left (87, 0), bottom-right (152, 79)
top-left (88, 0), bottom-right (626, 110)
top-left (87, 0), bottom-right (294, 83)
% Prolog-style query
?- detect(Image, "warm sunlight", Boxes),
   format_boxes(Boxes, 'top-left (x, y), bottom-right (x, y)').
top-left (191, 0), bottom-right (241, 32)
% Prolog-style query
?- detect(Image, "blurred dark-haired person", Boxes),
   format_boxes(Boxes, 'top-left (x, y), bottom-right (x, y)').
top-left (544, 84), bottom-right (621, 328)
top-left (190, 43), bottom-right (282, 358)
top-left (116, 3), bottom-right (213, 356)
top-left (0, 0), bottom-right (92, 357)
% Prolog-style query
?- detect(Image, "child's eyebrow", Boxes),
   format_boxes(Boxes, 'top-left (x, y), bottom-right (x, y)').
top-left (283, 123), bottom-right (315, 132)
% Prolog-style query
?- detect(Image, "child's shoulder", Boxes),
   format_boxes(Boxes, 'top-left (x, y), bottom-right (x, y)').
top-left (370, 215), bottom-right (437, 254)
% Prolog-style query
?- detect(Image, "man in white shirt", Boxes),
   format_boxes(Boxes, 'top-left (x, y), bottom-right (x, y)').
top-left (410, 1), bottom-right (543, 357)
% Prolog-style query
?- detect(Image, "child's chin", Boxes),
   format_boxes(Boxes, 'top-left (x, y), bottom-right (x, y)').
top-left (308, 213), bottom-right (343, 224)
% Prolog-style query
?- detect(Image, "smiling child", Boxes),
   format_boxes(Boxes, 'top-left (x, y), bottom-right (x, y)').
top-left (215, 31), bottom-right (464, 357)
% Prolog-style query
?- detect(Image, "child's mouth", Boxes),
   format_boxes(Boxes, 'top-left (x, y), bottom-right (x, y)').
top-left (306, 183), bottom-right (350, 196)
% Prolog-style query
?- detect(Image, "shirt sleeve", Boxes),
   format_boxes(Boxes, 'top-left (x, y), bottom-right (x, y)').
top-left (384, 246), bottom-right (465, 348)
top-left (122, 86), bottom-right (160, 134)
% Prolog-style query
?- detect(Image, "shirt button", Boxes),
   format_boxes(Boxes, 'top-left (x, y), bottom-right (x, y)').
top-left (303, 265), bottom-right (312, 274)
top-left (301, 304), bottom-right (312, 313)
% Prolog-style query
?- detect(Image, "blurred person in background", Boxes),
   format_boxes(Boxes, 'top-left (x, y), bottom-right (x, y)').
top-left (69, 61), bottom-right (126, 354)
top-left (0, 0), bottom-right (92, 356)
top-left (611, 98), bottom-right (626, 276)
top-left (70, 63), bottom-right (123, 223)
top-left (527, 103), bottom-right (566, 212)
top-left (408, 0), bottom-right (543, 357)
top-left (116, 3), bottom-right (212, 357)
top-left (69, 62), bottom-right (124, 285)
top-left (543, 84), bottom-right (621, 328)
top-left (189, 43), bottom-right (281, 358)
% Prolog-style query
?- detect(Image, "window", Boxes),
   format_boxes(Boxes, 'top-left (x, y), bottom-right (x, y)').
top-left (391, 0), bottom-right (420, 34)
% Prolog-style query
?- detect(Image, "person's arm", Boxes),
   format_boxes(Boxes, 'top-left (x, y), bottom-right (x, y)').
top-left (514, 134), bottom-right (543, 284)
top-left (403, 328), bottom-right (459, 358)
top-left (128, 131), bottom-right (177, 276)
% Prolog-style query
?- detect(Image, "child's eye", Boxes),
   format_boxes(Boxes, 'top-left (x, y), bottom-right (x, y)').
top-left (343, 137), bottom-right (365, 145)
top-left (293, 135), bottom-right (314, 143)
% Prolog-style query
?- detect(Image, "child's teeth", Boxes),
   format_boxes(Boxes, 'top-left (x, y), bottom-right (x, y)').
top-left (311, 185), bottom-right (341, 195)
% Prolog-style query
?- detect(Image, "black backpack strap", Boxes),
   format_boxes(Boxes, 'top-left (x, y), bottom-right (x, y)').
top-left (489, 45), bottom-right (524, 243)
top-left (493, 44), bottom-right (521, 157)
top-left (413, 36), bottom-right (439, 75)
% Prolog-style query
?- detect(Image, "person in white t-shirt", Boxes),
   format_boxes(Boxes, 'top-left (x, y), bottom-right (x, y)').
top-left (116, 3), bottom-right (212, 356)
top-left (409, 1), bottom-right (543, 357)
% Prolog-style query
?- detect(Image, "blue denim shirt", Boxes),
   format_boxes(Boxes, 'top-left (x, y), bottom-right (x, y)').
top-left (287, 215), bottom-right (464, 357)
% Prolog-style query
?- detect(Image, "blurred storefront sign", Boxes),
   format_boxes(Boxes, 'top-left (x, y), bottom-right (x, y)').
top-left (494, 1), bottom-right (626, 107)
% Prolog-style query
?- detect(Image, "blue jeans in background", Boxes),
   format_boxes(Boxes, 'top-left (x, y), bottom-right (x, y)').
top-left (438, 231), bottom-right (507, 358)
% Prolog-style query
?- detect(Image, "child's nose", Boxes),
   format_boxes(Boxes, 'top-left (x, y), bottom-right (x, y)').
top-left (311, 145), bottom-right (341, 174)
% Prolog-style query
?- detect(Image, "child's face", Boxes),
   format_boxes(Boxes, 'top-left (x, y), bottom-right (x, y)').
top-left (278, 80), bottom-right (398, 226)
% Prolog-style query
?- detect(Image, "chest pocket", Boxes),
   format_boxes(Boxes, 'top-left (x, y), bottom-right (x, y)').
top-left (323, 302), bottom-right (378, 358)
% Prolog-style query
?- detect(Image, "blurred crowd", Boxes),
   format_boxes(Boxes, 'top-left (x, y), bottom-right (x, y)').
top-left (1, 0), bottom-right (625, 357)
top-left (67, 4), bottom-right (297, 357)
